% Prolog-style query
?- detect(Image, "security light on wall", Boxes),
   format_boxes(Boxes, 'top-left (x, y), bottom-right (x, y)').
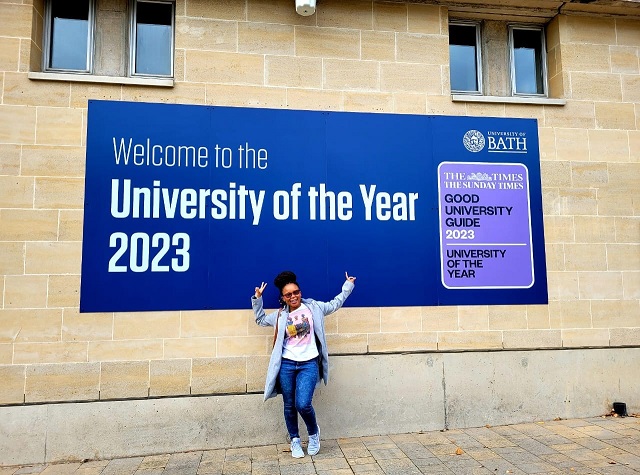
top-left (296, 0), bottom-right (316, 16)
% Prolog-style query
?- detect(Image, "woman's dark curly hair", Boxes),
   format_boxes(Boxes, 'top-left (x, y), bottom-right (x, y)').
top-left (273, 271), bottom-right (299, 295)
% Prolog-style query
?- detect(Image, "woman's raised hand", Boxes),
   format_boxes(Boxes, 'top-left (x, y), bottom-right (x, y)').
top-left (345, 272), bottom-right (356, 283)
top-left (254, 282), bottom-right (267, 298)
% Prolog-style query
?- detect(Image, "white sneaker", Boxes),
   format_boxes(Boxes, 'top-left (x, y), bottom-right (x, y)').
top-left (290, 437), bottom-right (304, 458)
top-left (308, 426), bottom-right (320, 456)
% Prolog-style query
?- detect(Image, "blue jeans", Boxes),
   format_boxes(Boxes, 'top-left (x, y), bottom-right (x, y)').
top-left (279, 358), bottom-right (319, 439)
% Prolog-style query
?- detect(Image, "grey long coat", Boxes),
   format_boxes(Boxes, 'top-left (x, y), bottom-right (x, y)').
top-left (251, 280), bottom-right (355, 401)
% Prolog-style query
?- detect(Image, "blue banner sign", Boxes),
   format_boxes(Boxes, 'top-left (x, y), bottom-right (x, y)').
top-left (80, 101), bottom-right (547, 312)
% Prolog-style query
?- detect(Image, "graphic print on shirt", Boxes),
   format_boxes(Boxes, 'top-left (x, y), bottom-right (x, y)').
top-left (286, 307), bottom-right (311, 342)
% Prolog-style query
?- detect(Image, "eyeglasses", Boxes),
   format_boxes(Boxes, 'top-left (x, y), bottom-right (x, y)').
top-left (283, 289), bottom-right (301, 299)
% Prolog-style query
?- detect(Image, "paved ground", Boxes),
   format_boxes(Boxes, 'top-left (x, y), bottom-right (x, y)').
top-left (2, 417), bottom-right (639, 475)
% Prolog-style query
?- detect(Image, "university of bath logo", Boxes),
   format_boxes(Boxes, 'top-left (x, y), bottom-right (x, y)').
top-left (463, 130), bottom-right (485, 152)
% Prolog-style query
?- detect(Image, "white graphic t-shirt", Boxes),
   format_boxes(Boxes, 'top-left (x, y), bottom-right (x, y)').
top-left (282, 303), bottom-right (319, 362)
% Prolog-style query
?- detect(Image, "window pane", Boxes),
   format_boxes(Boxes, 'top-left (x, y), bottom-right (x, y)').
top-left (513, 29), bottom-right (544, 95)
top-left (135, 2), bottom-right (173, 76)
top-left (49, 0), bottom-right (90, 71)
top-left (449, 24), bottom-right (479, 93)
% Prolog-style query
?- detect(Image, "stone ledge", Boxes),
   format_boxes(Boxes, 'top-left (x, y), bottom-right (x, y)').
top-left (28, 72), bottom-right (174, 88)
top-left (451, 94), bottom-right (567, 106)
top-left (2, 342), bottom-right (640, 406)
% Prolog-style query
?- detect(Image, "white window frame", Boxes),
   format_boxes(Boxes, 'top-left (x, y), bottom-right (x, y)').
top-left (129, 0), bottom-right (175, 78)
top-left (508, 25), bottom-right (548, 97)
top-left (43, 0), bottom-right (96, 73)
top-left (448, 21), bottom-right (483, 95)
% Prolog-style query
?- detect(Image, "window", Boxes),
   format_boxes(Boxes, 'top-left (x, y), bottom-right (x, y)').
top-left (448, 20), bottom-right (551, 100)
top-left (131, 1), bottom-right (175, 77)
top-left (449, 22), bottom-right (482, 94)
top-left (41, 0), bottom-right (174, 80)
top-left (510, 26), bottom-right (547, 96)
top-left (44, 0), bottom-right (94, 72)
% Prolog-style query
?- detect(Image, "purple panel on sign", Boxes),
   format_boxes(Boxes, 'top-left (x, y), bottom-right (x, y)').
top-left (438, 162), bottom-right (534, 289)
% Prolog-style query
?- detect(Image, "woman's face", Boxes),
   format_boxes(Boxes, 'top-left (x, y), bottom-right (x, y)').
top-left (282, 283), bottom-right (302, 310)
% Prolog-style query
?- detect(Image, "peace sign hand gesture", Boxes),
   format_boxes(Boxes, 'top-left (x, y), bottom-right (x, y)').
top-left (254, 282), bottom-right (267, 298)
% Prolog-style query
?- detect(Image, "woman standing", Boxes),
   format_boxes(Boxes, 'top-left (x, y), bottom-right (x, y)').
top-left (252, 271), bottom-right (356, 458)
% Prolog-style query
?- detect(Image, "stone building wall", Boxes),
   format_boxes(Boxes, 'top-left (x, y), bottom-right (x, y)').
top-left (0, 0), bottom-right (638, 407)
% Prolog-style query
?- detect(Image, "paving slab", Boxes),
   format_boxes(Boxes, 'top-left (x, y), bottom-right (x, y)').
top-left (12, 466), bottom-right (46, 475)
top-left (101, 458), bottom-right (142, 475)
